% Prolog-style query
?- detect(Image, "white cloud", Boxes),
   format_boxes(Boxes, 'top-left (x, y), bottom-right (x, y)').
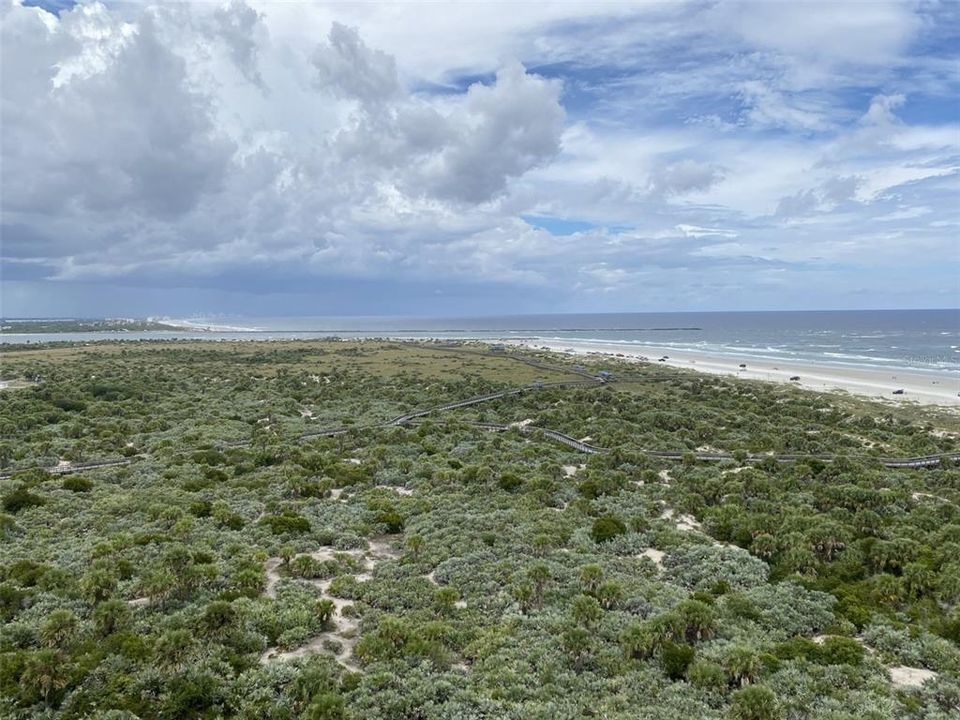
top-left (313, 21), bottom-right (399, 104)
top-left (776, 176), bottom-right (862, 217)
top-left (211, 0), bottom-right (267, 87)
top-left (675, 224), bottom-right (738, 239)
top-left (649, 159), bottom-right (725, 197)
top-left (738, 81), bottom-right (831, 131)
top-left (2, 3), bottom-right (236, 220)
top-left (715, 1), bottom-right (919, 67)
top-left (874, 206), bottom-right (931, 221)
top-left (862, 93), bottom-right (906, 126)
top-left (1, 0), bottom-right (956, 314)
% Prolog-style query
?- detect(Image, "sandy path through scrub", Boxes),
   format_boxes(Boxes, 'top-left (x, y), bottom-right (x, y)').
top-left (260, 535), bottom-right (401, 669)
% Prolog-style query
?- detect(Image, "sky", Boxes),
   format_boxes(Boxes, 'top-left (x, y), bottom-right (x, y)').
top-left (1, 0), bottom-right (958, 318)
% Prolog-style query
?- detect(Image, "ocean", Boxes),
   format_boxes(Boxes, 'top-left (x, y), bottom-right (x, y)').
top-left (2, 309), bottom-right (958, 375)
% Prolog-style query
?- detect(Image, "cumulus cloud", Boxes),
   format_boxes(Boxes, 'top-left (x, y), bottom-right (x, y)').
top-left (313, 22), bottom-right (400, 104)
top-left (1, 0), bottom-right (956, 315)
top-left (211, 0), bottom-right (266, 87)
top-left (2, 4), bottom-right (235, 219)
top-left (422, 63), bottom-right (564, 203)
top-left (322, 61), bottom-right (564, 205)
top-left (1, 2), bottom-right (565, 288)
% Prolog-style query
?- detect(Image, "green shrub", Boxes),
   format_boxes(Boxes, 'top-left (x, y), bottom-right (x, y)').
top-left (304, 692), bottom-right (346, 720)
top-left (661, 641), bottom-right (695, 680)
top-left (189, 500), bottom-right (213, 518)
top-left (937, 614), bottom-right (960, 644)
top-left (374, 510), bottom-right (404, 533)
top-left (259, 513), bottom-right (311, 535)
top-left (773, 637), bottom-right (819, 662)
top-left (688, 658), bottom-right (726, 691)
top-left (62, 476), bottom-right (93, 493)
top-left (591, 516), bottom-right (627, 543)
top-left (816, 636), bottom-right (865, 667)
top-left (498, 472), bottom-right (522, 492)
top-left (728, 685), bottom-right (780, 720)
top-left (723, 593), bottom-right (761, 621)
top-left (2, 488), bottom-right (45, 514)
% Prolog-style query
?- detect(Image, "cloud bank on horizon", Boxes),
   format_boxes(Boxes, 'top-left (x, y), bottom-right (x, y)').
top-left (1, 0), bottom-right (958, 317)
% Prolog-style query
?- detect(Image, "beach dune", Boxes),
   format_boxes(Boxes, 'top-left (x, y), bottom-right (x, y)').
top-left (505, 339), bottom-right (960, 408)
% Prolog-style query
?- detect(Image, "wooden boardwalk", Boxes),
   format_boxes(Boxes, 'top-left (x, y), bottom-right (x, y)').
top-left (4, 350), bottom-right (957, 478)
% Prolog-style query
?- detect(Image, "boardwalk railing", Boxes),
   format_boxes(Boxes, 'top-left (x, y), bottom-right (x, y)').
top-left (404, 419), bottom-right (959, 468)
top-left (5, 357), bottom-right (957, 477)
top-left (0, 456), bottom-right (137, 480)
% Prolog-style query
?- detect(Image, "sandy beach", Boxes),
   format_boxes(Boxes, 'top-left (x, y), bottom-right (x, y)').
top-left (504, 338), bottom-right (960, 408)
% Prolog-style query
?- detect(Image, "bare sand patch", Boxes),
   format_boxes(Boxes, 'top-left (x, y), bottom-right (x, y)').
top-left (676, 513), bottom-right (702, 532)
top-left (659, 507), bottom-right (702, 532)
top-left (888, 666), bottom-right (938, 687)
top-left (384, 486), bottom-right (414, 496)
top-left (639, 548), bottom-right (665, 569)
top-left (912, 491), bottom-right (955, 505)
top-left (263, 557), bottom-right (283, 599)
top-left (367, 535), bottom-right (402, 561)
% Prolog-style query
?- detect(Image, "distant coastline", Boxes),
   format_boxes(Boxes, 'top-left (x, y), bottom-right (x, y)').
top-left (0, 318), bottom-right (181, 334)
top-left (2, 310), bottom-right (956, 383)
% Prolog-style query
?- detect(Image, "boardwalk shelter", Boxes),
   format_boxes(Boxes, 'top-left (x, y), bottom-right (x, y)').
top-left (489, 344), bottom-right (506, 353)
top-left (597, 370), bottom-right (613, 381)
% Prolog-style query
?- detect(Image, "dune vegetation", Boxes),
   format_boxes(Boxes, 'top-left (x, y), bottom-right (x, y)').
top-left (0, 340), bottom-right (958, 719)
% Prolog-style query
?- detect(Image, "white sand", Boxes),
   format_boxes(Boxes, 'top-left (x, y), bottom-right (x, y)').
top-left (639, 548), bottom-right (665, 569)
top-left (505, 339), bottom-right (960, 407)
top-left (888, 665), bottom-right (938, 687)
top-left (509, 418), bottom-right (535, 429)
top-left (661, 507), bottom-right (702, 532)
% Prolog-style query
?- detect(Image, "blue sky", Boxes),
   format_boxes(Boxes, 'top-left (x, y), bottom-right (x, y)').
top-left (1, 0), bottom-right (958, 318)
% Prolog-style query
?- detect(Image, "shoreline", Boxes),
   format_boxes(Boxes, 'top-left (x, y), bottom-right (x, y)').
top-left (2, 330), bottom-right (957, 407)
top-left (158, 318), bottom-right (263, 332)
top-left (503, 338), bottom-right (960, 408)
